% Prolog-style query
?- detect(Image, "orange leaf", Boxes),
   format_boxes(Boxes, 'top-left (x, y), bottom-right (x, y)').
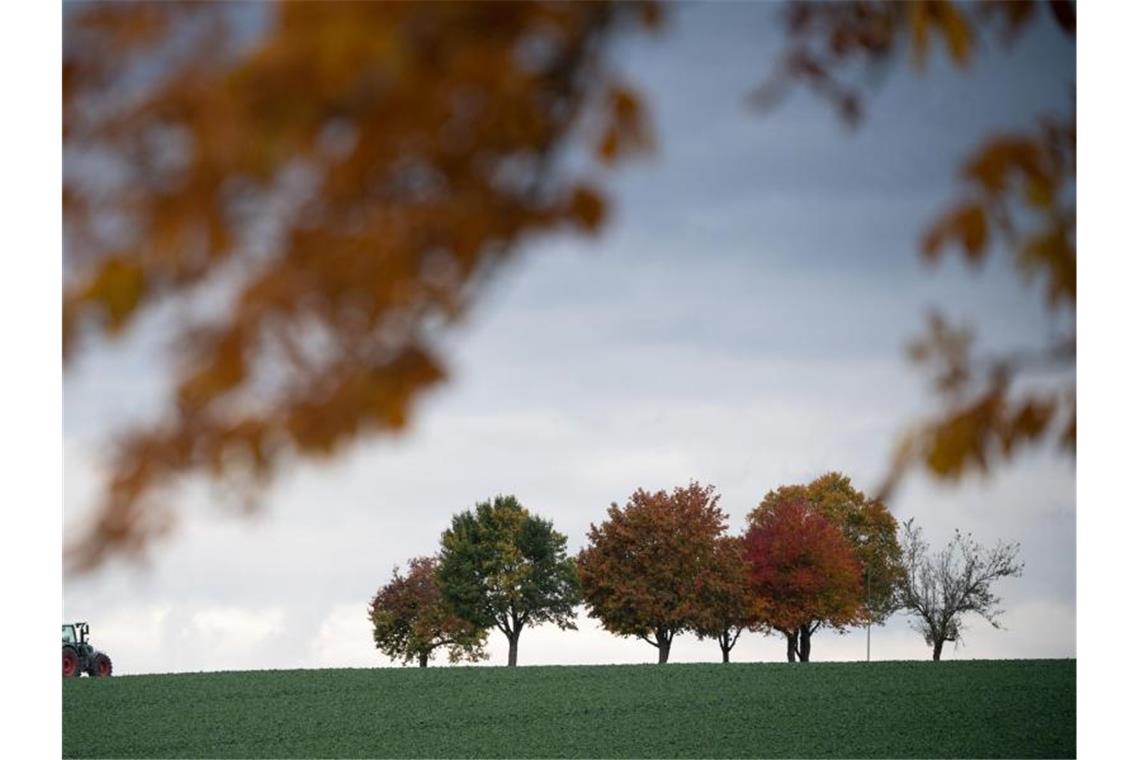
top-left (569, 186), bottom-right (607, 234)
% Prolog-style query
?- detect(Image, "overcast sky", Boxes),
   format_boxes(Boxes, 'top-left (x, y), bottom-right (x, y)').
top-left (64, 4), bottom-right (1075, 675)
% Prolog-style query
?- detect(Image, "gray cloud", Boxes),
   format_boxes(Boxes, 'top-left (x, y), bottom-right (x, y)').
top-left (64, 3), bottom-right (1074, 674)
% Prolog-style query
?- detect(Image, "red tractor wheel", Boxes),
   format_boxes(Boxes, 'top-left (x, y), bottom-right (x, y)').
top-left (62, 647), bottom-right (80, 677)
top-left (92, 652), bottom-right (113, 677)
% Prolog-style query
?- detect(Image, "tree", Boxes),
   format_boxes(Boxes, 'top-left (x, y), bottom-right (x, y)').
top-left (897, 518), bottom-right (1023, 661)
top-left (368, 556), bottom-right (488, 667)
top-left (437, 495), bottom-right (580, 667)
top-left (743, 500), bottom-right (865, 662)
top-left (692, 535), bottom-right (758, 663)
top-left (747, 472), bottom-right (903, 658)
top-left (578, 481), bottom-right (729, 664)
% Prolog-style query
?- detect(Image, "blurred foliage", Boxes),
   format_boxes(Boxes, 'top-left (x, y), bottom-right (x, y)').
top-left (753, 1), bottom-right (1074, 124)
top-left (754, 1), bottom-right (1075, 499)
top-left (369, 555), bottom-right (489, 667)
top-left (892, 109), bottom-right (1075, 496)
top-left (577, 482), bottom-right (732, 663)
top-left (63, 1), bottom-right (657, 572)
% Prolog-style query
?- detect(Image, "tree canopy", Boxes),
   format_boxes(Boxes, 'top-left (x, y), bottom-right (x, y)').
top-left (691, 534), bottom-right (758, 663)
top-left (743, 499), bottom-right (865, 662)
top-left (577, 481), bottom-right (730, 664)
top-left (748, 472), bottom-right (903, 625)
top-left (437, 495), bottom-right (580, 666)
top-left (369, 555), bottom-right (488, 667)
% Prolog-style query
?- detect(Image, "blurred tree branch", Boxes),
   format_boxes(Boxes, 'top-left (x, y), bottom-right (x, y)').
top-left (63, 1), bottom-right (658, 573)
top-left (753, 0), bottom-right (1075, 500)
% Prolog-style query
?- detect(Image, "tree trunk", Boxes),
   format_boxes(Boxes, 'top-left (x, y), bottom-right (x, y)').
top-left (721, 645), bottom-right (730, 663)
top-left (507, 629), bottom-right (520, 667)
top-left (798, 624), bottom-right (812, 662)
top-left (652, 627), bottom-right (673, 664)
top-left (719, 630), bottom-right (731, 663)
top-left (785, 631), bottom-right (797, 662)
top-left (933, 638), bottom-right (943, 662)
top-left (418, 652), bottom-right (428, 668)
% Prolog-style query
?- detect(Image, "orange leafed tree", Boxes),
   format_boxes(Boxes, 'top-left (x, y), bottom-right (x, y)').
top-left (63, 1), bottom-right (657, 572)
top-left (743, 499), bottom-right (865, 662)
top-left (577, 482), bottom-right (730, 664)
top-left (691, 534), bottom-right (760, 663)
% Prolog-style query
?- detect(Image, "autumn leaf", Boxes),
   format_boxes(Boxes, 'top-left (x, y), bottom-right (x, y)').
top-left (75, 256), bottom-right (149, 334)
top-left (922, 203), bottom-right (988, 264)
top-left (569, 185), bottom-right (607, 234)
top-left (594, 84), bottom-right (654, 165)
top-left (936, 1), bottom-right (973, 66)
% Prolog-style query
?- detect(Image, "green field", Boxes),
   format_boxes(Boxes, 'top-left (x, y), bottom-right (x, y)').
top-left (63, 659), bottom-right (1075, 758)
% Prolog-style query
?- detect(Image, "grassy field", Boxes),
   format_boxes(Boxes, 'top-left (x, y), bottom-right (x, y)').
top-left (63, 659), bottom-right (1075, 758)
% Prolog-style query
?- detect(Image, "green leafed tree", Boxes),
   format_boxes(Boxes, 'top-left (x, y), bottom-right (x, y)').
top-left (437, 495), bottom-right (581, 666)
top-left (369, 556), bottom-right (488, 667)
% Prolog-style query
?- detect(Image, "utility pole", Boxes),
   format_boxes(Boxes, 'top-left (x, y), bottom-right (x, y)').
top-left (865, 564), bottom-right (871, 662)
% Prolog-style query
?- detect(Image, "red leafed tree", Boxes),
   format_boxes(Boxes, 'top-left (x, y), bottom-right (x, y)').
top-left (369, 556), bottom-right (488, 667)
top-left (743, 500), bottom-right (864, 662)
top-left (578, 481), bottom-right (729, 664)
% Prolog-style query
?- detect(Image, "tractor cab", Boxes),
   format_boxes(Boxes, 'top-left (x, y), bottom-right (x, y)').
top-left (62, 622), bottom-right (88, 646)
top-left (62, 621), bottom-right (111, 677)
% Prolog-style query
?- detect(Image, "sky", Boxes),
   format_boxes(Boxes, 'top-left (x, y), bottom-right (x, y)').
top-left (63, 3), bottom-right (1076, 675)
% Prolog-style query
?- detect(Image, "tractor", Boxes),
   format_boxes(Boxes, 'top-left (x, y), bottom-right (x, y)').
top-left (62, 622), bottom-right (113, 677)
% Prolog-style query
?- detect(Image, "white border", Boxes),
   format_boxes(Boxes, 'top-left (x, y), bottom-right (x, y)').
top-left (1078, 1), bottom-right (1140, 757)
top-left (2, 0), bottom-right (62, 757)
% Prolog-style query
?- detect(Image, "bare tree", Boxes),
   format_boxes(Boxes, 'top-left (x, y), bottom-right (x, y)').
top-left (898, 519), bottom-right (1024, 661)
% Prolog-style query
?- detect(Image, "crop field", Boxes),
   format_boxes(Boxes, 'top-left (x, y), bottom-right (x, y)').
top-left (63, 659), bottom-right (1074, 758)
